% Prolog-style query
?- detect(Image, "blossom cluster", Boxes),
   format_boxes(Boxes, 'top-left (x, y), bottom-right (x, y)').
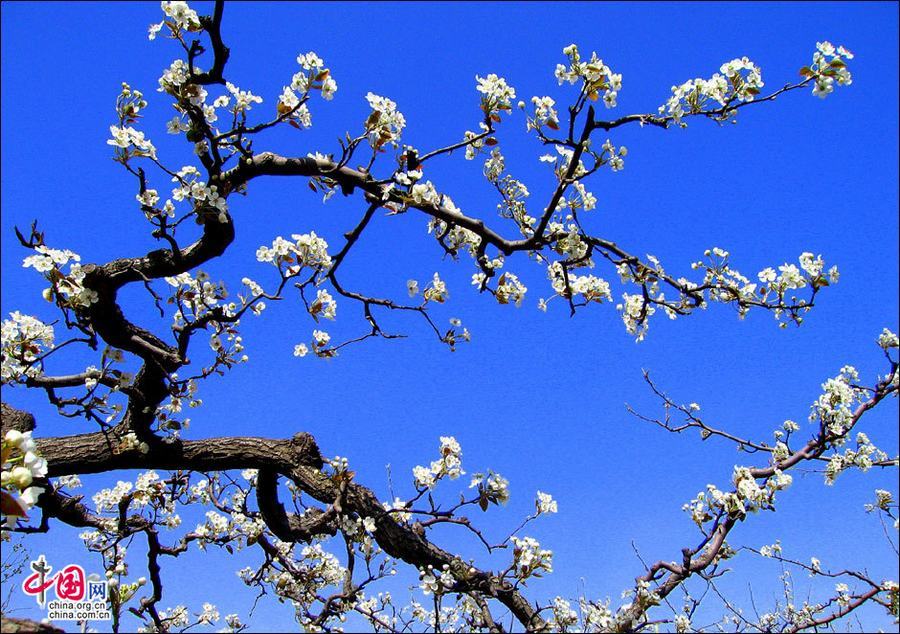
top-left (476, 73), bottom-right (516, 119)
top-left (608, 248), bottom-right (839, 341)
top-left (406, 592), bottom-right (502, 631)
top-left (801, 41), bottom-right (854, 98)
top-left (579, 599), bottom-right (616, 631)
top-left (382, 497), bottom-right (412, 524)
top-left (114, 82), bottom-right (147, 126)
top-left (427, 218), bottom-right (482, 258)
top-left (619, 580), bottom-right (662, 620)
top-left (660, 56), bottom-right (763, 124)
top-left (824, 431), bottom-right (890, 486)
top-left (494, 272), bottom-right (528, 307)
top-left (469, 471), bottom-right (510, 507)
top-left (877, 327), bottom-right (899, 350)
top-left (526, 95), bottom-right (560, 132)
top-left (684, 464), bottom-right (793, 525)
top-left (294, 328), bottom-right (334, 359)
top-left (165, 269), bottom-right (233, 327)
top-left (422, 272), bottom-right (449, 304)
top-left (225, 82), bottom-right (263, 114)
top-left (412, 436), bottom-right (464, 490)
top-left (290, 52), bottom-right (337, 104)
top-left (148, 1), bottom-right (202, 40)
top-left (707, 249), bottom-right (837, 319)
top-left (168, 165), bottom-right (229, 223)
top-left (308, 288), bottom-right (337, 322)
top-left (276, 86), bottom-right (312, 128)
top-left (418, 564), bottom-right (456, 597)
top-left (1, 312), bottom-right (55, 384)
top-left (546, 261), bottom-right (613, 310)
top-left (138, 603), bottom-right (236, 633)
top-left (256, 232), bottom-right (332, 275)
top-left (555, 44), bottom-right (622, 108)
top-left (108, 124), bottom-right (158, 161)
top-left (475, 146), bottom-right (537, 240)
top-left (462, 123), bottom-right (491, 160)
top-left (810, 365), bottom-right (864, 440)
top-left (365, 92), bottom-right (406, 149)
top-left (510, 536), bottom-right (553, 579)
top-left (157, 58), bottom-right (192, 95)
top-left (22, 244), bottom-right (98, 311)
top-left (536, 490), bottom-right (558, 515)
top-left (154, 376), bottom-right (203, 434)
top-left (1, 430), bottom-right (48, 526)
top-left (243, 541), bottom-right (347, 607)
top-left (617, 292), bottom-right (656, 341)
top-left (540, 144), bottom-right (588, 181)
top-left (549, 596), bottom-right (579, 630)
top-left (93, 480), bottom-right (134, 513)
top-left (599, 138), bottom-right (627, 173)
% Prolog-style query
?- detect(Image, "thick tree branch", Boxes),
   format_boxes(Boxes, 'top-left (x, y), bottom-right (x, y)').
top-left (26, 417), bottom-right (547, 631)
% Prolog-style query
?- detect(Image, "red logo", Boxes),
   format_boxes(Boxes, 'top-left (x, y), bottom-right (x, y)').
top-left (22, 556), bottom-right (86, 607)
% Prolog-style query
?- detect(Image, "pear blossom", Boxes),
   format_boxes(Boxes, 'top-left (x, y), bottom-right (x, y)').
top-left (536, 491), bottom-right (558, 514)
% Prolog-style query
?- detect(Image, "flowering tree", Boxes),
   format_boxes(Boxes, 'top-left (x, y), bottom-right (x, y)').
top-left (1, 2), bottom-right (898, 632)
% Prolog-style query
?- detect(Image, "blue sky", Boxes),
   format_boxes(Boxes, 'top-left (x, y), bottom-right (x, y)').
top-left (2, 1), bottom-right (898, 631)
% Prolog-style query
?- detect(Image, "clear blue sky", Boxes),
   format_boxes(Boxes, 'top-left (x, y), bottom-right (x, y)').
top-left (2, 2), bottom-right (898, 631)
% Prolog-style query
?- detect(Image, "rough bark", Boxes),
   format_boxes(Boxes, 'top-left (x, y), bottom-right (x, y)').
top-left (0, 617), bottom-right (64, 634)
top-left (1, 403), bottom-right (36, 436)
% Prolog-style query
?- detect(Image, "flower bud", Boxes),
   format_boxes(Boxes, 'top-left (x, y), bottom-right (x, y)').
top-left (10, 466), bottom-right (33, 489)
